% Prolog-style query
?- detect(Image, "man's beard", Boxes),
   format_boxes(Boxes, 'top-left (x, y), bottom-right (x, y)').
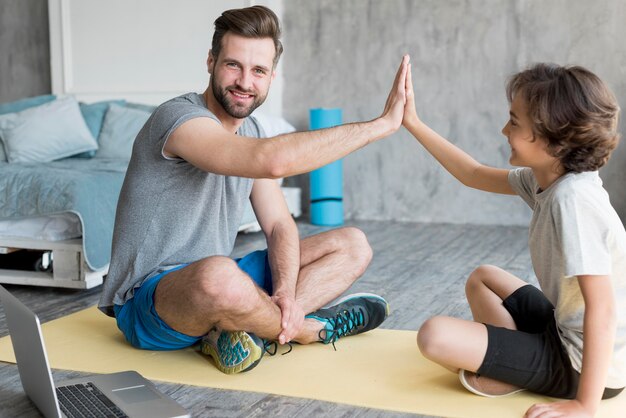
top-left (212, 80), bottom-right (266, 119)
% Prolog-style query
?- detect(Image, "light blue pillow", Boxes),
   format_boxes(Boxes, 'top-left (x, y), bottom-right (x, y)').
top-left (125, 102), bottom-right (157, 114)
top-left (0, 96), bottom-right (98, 163)
top-left (95, 104), bottom-right (151, 160)
top-left (0, 94), bottom-right (56, 161)
top-left (74, 99), bottom-right (126, 158)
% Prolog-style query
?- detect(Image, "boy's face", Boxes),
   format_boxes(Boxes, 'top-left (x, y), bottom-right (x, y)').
top-left (207, 32), bottom-right (276, 119)
top-left (501, 94), bottom-right (555, 170)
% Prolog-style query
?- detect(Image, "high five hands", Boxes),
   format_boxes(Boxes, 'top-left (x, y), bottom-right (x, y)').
top-left (380, 54), bottom-right (422, 135)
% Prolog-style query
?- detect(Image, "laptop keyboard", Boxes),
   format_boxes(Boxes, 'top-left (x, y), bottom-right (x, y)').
top-left (56, 382), bottom-right (128, 418)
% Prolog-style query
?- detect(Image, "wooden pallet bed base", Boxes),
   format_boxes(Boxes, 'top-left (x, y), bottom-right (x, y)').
top-left (0, 236), bottom-right (106, 289)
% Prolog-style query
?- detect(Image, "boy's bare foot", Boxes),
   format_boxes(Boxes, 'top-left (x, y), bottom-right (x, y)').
top-left (459, 369), bottom-right (526, 397)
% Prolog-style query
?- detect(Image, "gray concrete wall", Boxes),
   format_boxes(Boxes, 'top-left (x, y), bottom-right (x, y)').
top-left (2, 1), bottom-right (625, 226)
top-left (0, 0), bottom-right (51, 103)
top-left (282, 0), bottom-right (626, 226)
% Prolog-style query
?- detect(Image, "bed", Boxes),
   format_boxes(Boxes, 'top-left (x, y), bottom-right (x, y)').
top-left (0, 160), bottom-right (125, 288)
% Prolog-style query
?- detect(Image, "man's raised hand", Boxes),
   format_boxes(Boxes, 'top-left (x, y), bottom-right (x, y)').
top-left (380, 54), bottom-right (410, 133)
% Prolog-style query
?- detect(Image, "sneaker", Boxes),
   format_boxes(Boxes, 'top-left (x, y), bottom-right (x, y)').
top-left (306, 293), bottom-right (390, 349)
top-left (459, 369), bottom-right (526, 397)
top-left (201, 329), bottom-right (264, 374)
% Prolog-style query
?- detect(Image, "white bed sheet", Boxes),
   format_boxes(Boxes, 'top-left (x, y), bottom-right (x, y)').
top-left (0, 213), bottom-right (82, 241)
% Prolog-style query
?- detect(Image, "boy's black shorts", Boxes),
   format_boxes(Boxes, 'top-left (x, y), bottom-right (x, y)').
top-left (477, 284), bottom-right (623, 399)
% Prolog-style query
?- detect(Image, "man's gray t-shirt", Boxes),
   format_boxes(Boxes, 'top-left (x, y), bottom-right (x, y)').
top-left (509, 167), bottom-right (626, 388)
top-left (99, 92), bottom-right (264, 316)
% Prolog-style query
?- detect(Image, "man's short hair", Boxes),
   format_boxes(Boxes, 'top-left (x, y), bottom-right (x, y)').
top-left (506, 63), bottom-right (620, 173)
top-left (211, 5), bottom-right (283, 68)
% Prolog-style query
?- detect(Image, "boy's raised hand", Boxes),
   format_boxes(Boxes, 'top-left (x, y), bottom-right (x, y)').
top-left (380, 54), bottom-right (410, 133)
top-left (403, 63), bottom-right (421, 128)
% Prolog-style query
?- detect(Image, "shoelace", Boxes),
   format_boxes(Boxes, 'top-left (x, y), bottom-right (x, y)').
top-left (318, 307), bottom-right (365, 351)
top-left (263, 340), bottom-right (293, 356)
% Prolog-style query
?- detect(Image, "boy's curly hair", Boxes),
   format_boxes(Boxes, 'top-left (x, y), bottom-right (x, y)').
top-left (506, 63), bottom-right (620, 173)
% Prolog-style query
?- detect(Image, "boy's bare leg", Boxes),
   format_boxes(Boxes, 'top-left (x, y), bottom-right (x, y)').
top-left (465, 264), bottom-right (528, 328)
top-left (417, 264), bottom-right (528, 372)
top-left (418, 316), bottom-right (489, 372)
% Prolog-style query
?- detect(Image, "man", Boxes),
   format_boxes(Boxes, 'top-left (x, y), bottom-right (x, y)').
top-left (99, 5), bottom-right (410, 374)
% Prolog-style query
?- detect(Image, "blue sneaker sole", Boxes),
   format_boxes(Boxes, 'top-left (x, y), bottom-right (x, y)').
top-left (201, 331), bottom-right (264, 375)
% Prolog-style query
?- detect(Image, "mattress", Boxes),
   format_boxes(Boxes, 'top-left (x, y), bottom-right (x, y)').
top-left (0, 212), bottom-right (82, 241)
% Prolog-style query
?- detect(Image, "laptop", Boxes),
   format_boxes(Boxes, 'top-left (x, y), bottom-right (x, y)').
top-left (0, 285), bottom-right (189, 418)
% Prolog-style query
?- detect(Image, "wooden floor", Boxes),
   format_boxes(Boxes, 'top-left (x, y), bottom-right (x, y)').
top-left (0, 220), bottom-right (534, 418)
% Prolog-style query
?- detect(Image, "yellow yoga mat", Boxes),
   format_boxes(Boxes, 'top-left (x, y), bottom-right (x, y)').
top-left (0, 307), bottom-right (624, 418)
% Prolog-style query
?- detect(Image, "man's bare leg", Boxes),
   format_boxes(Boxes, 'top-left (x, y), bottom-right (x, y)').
top-left (290, 227), bottom-right (374, 343)
top-left (154, 256), bottom-right (284, 339)
top-left (154, 227), bottom-right (372, 341)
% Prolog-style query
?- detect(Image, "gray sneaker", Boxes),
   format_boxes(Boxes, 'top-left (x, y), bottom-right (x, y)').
top-left (201, 330), bottom-right (264, 374)
top-left (305, 293), bottom-right (390, 349)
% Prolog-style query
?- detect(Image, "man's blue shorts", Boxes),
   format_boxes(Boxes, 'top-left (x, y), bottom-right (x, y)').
top-left (113, 250), bottom-right (273, 350)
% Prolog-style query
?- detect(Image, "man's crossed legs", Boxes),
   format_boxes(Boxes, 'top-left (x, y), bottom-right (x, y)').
top-left (114, 227), bottom-right (390, 374)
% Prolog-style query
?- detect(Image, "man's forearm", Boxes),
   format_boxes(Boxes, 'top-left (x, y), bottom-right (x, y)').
top-left (260, 117), bottom-right (394, 179)
top-left (267, 221), bottom-right (301, 297)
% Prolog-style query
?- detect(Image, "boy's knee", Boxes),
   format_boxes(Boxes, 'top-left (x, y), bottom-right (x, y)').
top-left (466, 264), bottom-right (498, 294)
top-left (417, 316), bottom-right (450, 360)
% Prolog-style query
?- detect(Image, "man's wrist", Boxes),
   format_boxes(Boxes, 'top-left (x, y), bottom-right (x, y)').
top-left (368, 117), bottom-right (394, 143)
top-left (272, 286), bottom-right (295, 299)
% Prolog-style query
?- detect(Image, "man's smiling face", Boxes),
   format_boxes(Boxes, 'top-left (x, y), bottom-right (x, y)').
top-left (208, 32), bottom-right (276, 119)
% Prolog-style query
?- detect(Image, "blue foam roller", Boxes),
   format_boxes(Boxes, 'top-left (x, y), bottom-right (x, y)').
top-left (310, 108), bottom-right (342, 131)
top-left (311, 200), bottom-right (343, 227)
top-left (309, 108), bottom-right (343, 226)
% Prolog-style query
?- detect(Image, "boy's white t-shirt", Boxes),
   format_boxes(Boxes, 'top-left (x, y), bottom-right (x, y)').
top-left (509, 168), bottom-right (626, 388)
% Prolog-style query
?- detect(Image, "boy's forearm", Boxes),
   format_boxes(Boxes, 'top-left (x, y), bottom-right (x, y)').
top-left (404, 118), bottom-right (482, 186)
top-left (577, 297), bottom-right (616, 414)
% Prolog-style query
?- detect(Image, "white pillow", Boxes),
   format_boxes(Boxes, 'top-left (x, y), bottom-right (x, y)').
top-left (251, 113), bottom-right (296, 186)
top-left (252, 112), bottom-right (296, 137)
top-left (0, 96), bottom-right (98, 163)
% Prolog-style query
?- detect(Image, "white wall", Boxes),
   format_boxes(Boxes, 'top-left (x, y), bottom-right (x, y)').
top-left (48, 0), bottom-right (284, 116)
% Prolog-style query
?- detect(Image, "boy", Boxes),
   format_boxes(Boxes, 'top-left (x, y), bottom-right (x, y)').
top-left (403, 62), bottom-right (626, 417)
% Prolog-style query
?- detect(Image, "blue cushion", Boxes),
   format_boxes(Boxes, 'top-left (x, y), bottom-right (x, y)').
top-left (95, 104), bottom-right (151, 160)
top-left (0, 96), bottom-right (98, 163)
top-left (74, 99), bottom-right (126, 158)
top-left (0, 94), bottom-right (56, 161)
top-left (0, 94), bottom-right (56, 115)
